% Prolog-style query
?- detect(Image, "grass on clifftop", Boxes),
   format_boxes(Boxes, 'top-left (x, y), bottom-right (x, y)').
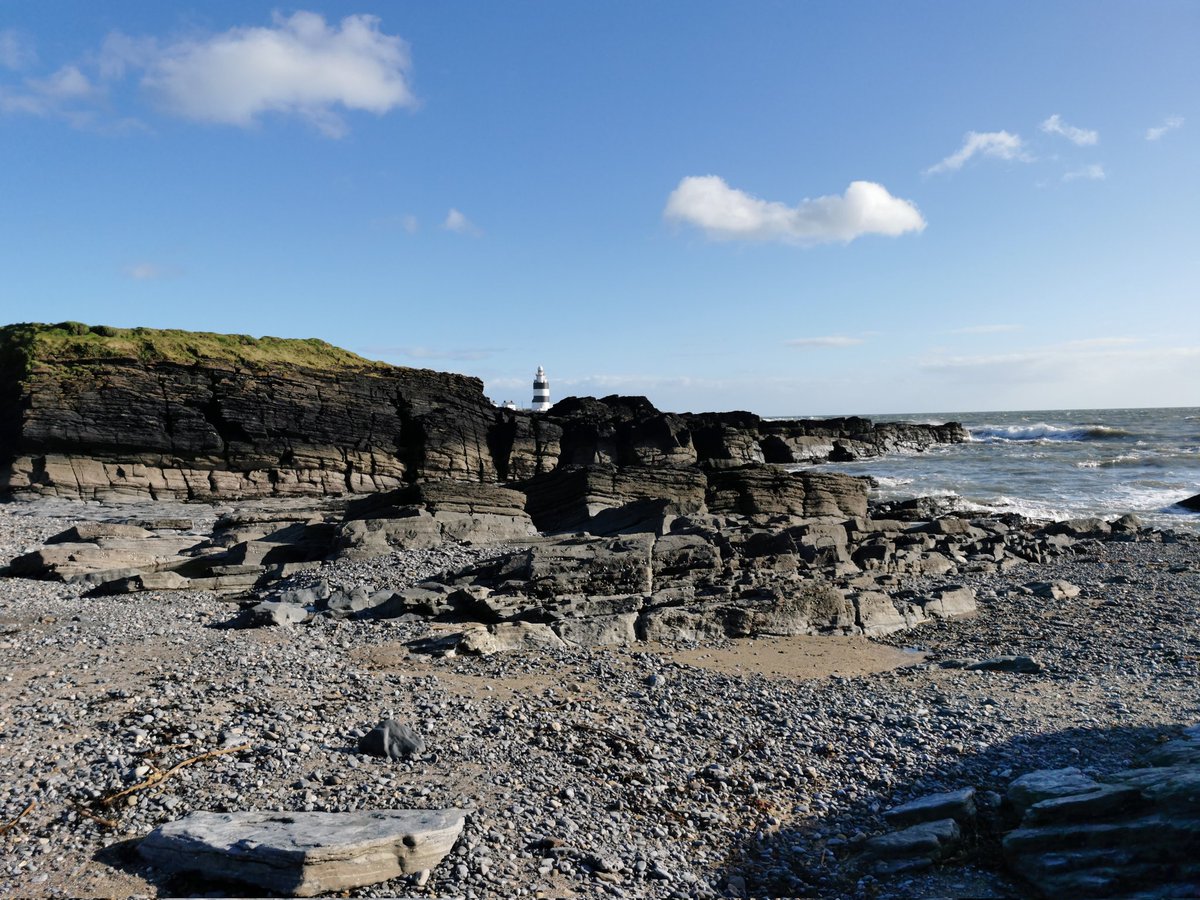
top-left (0, 322), bottom-right (391, 376)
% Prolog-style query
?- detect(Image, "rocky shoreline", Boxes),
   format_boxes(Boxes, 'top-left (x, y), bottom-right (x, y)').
top-left (1, 324), bottom-right (966, 502)
top-left (2, 498), bottom-right (1198, 898)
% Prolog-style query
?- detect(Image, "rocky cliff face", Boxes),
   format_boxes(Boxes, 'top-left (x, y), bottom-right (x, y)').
top-left (0, 325), bottom-right (967, 502)
top-left (0, 323), bottom-right (498, 500)
top-left (504, 394), bottom-right (969, 478)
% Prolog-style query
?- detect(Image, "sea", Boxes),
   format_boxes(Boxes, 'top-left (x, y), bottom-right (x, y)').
top-left (799, 407), bottom-right (1200, 532)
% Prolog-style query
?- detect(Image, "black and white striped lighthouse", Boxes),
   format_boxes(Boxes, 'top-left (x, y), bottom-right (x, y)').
top-left (532, 365), bottom-right (550, 412)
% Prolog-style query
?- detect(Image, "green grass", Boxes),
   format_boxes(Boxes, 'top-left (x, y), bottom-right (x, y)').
top-left (0, 322), bottom-right (391, 378)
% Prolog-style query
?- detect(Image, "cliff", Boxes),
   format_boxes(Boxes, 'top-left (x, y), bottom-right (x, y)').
top-left (0, 324), bottom-right (967, 502)
top-left (0, 323), bottom-right (499, 499)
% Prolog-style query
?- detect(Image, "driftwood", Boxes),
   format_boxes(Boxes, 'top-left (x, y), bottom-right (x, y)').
top-left (0, 800), bottom-right (36, 836)
top-left (73, 805), bottom-right (119, 829)
top-left (98, 744), bottom-right (250, 808)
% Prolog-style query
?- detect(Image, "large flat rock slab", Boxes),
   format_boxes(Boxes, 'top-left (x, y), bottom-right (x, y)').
top-left (139, 808), bottom-right (465, 896)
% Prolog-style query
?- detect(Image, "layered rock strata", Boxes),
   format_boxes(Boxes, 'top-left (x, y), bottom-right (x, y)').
top-left (9, 483), bottom-right (1160, 652)
top-left (0, 324), bottom-right (966, 500)
top-left (1002, 725), bottom-right (1200, 898)
top-left (337, 481), bottom-right (536, 555)
top-left (0, 323), bottom-right (499, 500)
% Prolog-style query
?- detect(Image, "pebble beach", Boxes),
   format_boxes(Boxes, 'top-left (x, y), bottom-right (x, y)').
top-left (1, 500), bottom-right (1198, 899)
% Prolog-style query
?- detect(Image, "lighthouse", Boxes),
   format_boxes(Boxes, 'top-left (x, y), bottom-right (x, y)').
top-left (532, 365), bottom-right (550, 412)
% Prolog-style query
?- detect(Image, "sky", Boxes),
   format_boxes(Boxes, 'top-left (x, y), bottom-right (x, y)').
top-left (1, 1), bottom-right (1196, 416)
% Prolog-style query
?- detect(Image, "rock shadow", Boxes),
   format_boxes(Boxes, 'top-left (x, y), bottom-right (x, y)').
top-left (717, 721), bottom-right (1179, 899)
top-left (96, 833), bottom-right (296, 898)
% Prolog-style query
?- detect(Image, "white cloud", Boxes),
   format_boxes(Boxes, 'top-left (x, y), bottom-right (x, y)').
top-left (925, 131), bottom-right (1032, 175)
top-left (919, 338), bottom-right (1182, 386)
top-left (1040, 113), bottom-right (1098, 146)
top-left (1063, 163), bottom-right (1106, 182)
top-left (138, 12), bottom-right (415, 136)
top-left (0, 86), bottom-right (42, 115)
top-left (29, 65), bottom-right (94, 100)
top-left (945, 324), bottom-right (1022, 335)
top-left (0, 64), bottom-right (99, 119)
top-left (663, 176), bottom-right (925, 245)
top-left (123, 262), bottom-right (181, 280)
top-left (0, 29), bottom-right (36, 70)
top-left (97, 32), bottom-right (158, 80)
top-left (1062, 337), bottom-right (1141, 348)
top-left (785, 336), bottom-right (864, 349)
top-left (1145, 115), bottom-right (1183, 141)
top-left (369, 213), bottom-right (420, 233)
top-left (443, 208), bottom-right (481, 236)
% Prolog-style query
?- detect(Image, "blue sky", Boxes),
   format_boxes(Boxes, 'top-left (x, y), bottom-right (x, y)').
top-left (1, 1), bottom-right (1196, 416)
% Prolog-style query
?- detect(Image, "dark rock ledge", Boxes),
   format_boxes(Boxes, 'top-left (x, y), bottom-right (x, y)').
top-left (0, 323), bottom-right (966, 501)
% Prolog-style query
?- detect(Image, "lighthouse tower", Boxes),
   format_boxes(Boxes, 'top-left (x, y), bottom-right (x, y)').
top-left (532, 365), bottom-right (550, 412)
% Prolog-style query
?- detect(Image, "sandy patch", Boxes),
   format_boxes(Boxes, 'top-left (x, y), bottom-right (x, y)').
top-left (651, 634), bottom-right (926, 680)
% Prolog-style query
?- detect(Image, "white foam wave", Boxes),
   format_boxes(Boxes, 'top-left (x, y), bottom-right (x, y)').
top-left (872, 476), bottom-right (915, 488)
top-left (969, 423), bottom-right (1133, 443)
top-left (982, 495), bottom-right (1072, 521)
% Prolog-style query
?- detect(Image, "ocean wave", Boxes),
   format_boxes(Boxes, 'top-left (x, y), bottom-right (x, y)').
top-left (1076, 453), bottom-right (1157, 469)
top-left (969, 423), bottom-right (1134, 443)
top-left (977, 494), bottom-right (1071, 521)
top-left (872, 476), bottom-right (915, 488)
top-left (1078, 449), bottom-right (1200, 470)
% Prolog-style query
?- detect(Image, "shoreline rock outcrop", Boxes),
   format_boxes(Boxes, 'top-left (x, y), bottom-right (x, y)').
top-left (0, 323), bottom-right (499, 500)
top-left (1001, 725), bottom-right (1200, 898)
top-left (1, 323), bottom-right (967, 502)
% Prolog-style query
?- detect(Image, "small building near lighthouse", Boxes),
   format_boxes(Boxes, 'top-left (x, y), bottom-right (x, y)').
top-left (532, 365), bottom-right (551, 412)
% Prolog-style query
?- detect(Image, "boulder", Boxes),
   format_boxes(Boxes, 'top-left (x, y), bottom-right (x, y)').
top-left (918, 517), bottom-right (988, 541)
top-left (553, 612), bottom-right (640, 647)
top-left (138, 808), bottom-right (465, 896)
top-left (705, 466), bottom-right (868, 522)
top-left (547, 395), bottom-right (699, 469)
top-left (456, 622), bottom-right (566, 655)
top-left (1045, 517), bottom-right (1112, 537)
top-left (358, 719), bottom-right (425, 760)
top-left (637, 604), bottom-right (730, 644)
top-left (885, 788), bottom-right (977, 828)
top-left (87, 570), bottom-right (191, 595)
top-left (1176, 493), bottom-right (1200, 512)
top-left (1007, 768), bottom-right (1105, 818)
top-left (1030, 580), bottom-right (1081, 601)
top-left (45, 522), bottom-right (154, 543)
top-left (920, 585), bottom-right (977, 619)
top-left (249, 599), bottom-right (310, 627)
top-left (790, 522), bottom-right (851, 566)
top-left (520, 534), bottom-right (655, 599)
top-left (6, 535), bottom-right (209, 584)
top-left (965, 655), bottom-right (1043, 674)
top-left (518, 464), bottom-right (706, 534)
top-left (734, 582), bottom-right (852, 636)
top-left (1002, 732), bottom-right (1200, 898)
top-left (853, 591), bottom-right (914, 636)
top-left (338, 481), bottom-right (535, 554)
top-left (864, 818), bottom-right (962, 872)
top-left (1109, 513), bottom-right (1145, 534)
